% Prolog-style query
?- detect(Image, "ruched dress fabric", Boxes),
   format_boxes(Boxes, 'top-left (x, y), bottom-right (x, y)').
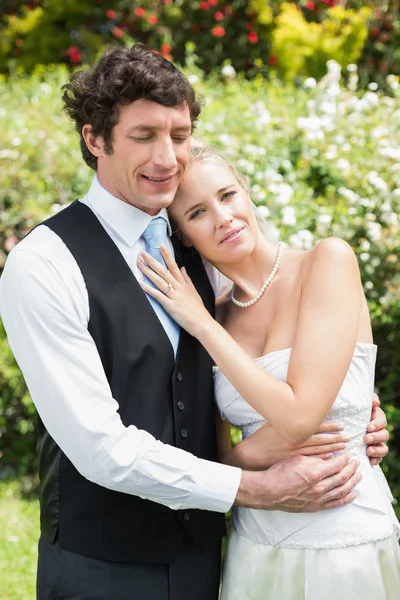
top-left (215, 344), bottom-right (400, 600)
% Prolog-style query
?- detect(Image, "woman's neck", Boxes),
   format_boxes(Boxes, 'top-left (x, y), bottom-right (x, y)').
top-left (214, 236), bottom-right (282, 300)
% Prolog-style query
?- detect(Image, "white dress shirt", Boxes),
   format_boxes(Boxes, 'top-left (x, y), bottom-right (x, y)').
top-left (0, 176), bottom-right (241, 513)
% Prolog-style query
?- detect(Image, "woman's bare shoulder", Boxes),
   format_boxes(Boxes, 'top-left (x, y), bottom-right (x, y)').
top-left (302, 237), bottom-right (358, 275)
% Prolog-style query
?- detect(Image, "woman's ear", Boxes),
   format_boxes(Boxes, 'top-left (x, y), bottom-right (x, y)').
top-left (182, 235), bottom-right (193, 248)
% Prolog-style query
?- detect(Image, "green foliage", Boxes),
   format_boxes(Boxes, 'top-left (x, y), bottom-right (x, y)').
top-left (1, 1), bottom-right (399, 87)
top-left (271, 3), bottom-right (370, 81)
top-left (0, 64), bottom-right (399, 515)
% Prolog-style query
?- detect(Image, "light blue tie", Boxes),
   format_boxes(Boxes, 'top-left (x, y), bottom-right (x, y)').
top-left (141, 217), bottom-right (180, 353)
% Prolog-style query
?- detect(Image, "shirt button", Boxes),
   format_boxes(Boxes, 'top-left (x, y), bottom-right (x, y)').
top-left (180, 428), bottom-right (188, 438)
top-left (176, 372), bottom-right (183, 382)
top-left (183, 512), bottom-right (190, 522)
top-left (177, 401), bottom-right (185, 411)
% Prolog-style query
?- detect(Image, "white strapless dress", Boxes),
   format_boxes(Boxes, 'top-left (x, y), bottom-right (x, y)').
top-left (214, 344), bottom-right (400, 600)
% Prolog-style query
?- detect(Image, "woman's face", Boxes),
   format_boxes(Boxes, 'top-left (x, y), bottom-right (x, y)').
top-left (169, 160), bottom-right (260, 265)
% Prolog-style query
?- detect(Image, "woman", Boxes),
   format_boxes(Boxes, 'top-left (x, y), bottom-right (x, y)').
top-left (138, 146), bottom-right (400, 599)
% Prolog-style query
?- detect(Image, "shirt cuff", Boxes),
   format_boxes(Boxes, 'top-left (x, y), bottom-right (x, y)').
top-left (181, 458), bottom-right (242, 513)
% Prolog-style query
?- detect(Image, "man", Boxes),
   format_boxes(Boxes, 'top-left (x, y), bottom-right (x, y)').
top-left (0, 45), bottom-right (389, 600)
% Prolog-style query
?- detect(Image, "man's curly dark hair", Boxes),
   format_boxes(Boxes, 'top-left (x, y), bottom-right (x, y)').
top-left (62, 44), bottom-right (202, 170)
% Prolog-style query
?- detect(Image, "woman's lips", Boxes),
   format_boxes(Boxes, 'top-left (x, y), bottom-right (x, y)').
top-left (220, 227), bottom-right (245, 244)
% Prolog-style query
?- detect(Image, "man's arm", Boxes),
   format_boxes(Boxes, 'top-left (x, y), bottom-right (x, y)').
top-left (0, 240), bottom-right (359, 514)
top-left (0, 243), bottom-right (240, 513)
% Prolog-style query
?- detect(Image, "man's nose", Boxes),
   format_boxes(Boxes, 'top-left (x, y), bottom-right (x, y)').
top-left (152, 138), bottom-right (178, 171)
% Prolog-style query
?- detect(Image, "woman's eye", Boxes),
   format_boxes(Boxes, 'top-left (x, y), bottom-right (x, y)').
top-left (221, 191), bottom-right (236, 201)
top-left (189, 209), bottom-right (205, 220)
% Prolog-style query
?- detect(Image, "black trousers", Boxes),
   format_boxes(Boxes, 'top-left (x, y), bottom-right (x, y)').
top-left (36, 535), bottom-right (221, 600)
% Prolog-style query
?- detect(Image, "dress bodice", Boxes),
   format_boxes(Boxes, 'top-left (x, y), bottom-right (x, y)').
top-left (214, 343), bottom-right (400, 549)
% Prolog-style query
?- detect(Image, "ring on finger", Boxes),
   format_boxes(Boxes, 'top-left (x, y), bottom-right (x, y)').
top-left (162, 283), bottom-right (172, 295)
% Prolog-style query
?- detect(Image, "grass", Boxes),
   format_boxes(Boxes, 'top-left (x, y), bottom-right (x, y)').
top-left (0, 480), bottom-right (39, 600)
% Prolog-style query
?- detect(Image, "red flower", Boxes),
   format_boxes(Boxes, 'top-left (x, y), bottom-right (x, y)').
top-left (161, 43), bottom-right (171, 54)
top-left (148, 14), bottom-right (158, 24)
top-left (192, 24), bottom-right (200, 32)
top-left (248, 32), bottom-right (258, 44)
top-left (215, 11), bottom-right (224, 21)
top-left (134, 7), bottom-right (145, 17)
top-left (199, 1), bottom-right (209, 9)
top-left (268, 55), bottom-right (278, 66)
top-left (112, 27), bottom-right (124, 38)
top-left (306, 1), bottom-right (315, 10)
top-left (65, 46), bottom-right (82, 64)
top-left (212, 26), bottom-right (225, 37)
top-left (209, 0), bottom-right (218, 5)
top-left (106, 9), bottom-right (116, 19)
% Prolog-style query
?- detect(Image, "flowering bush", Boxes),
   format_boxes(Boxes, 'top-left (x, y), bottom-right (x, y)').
top-left (0, 63), bottom-right (399, 512)
top-left (0, 1), bottom-right (399, 87)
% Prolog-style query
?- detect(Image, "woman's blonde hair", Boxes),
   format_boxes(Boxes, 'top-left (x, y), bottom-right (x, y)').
top-left (186, 144), bottom-right (250, 194)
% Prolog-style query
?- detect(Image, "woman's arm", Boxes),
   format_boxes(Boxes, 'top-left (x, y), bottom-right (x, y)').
top-left (139, 238), bottom-right (363, 446)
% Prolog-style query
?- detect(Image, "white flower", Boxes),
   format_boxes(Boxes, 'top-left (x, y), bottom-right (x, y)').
top-left (264, 169), bottom-right (283, 184)
top-left (256, 205), bottom-right (270, 218)
top-left (268, 182), bottom-right (293, 205)
top-left (290, 229), bottom-right (314, 250)
top-left (325, 144), bottom-right (337, 160)
top-left (361, 240), bottom-right (371, 251)
top-left (379, 147), bottom-right (400, 160)
top-left (347, 64), bottom-right (358, 73)
top-left (304, 77), bottom-right (317, 89)
top-left (218, 133), bottom-right (234, 146)
top-left (367, 171), bottom-right (388, 192)
top-left (188, 74), bottom-right (199, 84)
top-left (367, 82), bottom-right (379, 91)
top-left (318, 214), bottom-right (332, 225)
top-left (366, 221), bottom-right (382, 242)
top-left (237, 159), bottom-right (255, 174)
top-left (336, 159), bottom-right (351, 173)
top-left (221, 65), bottom-right (236, 79)
top-left (282, 206), bottom-right (296, 226)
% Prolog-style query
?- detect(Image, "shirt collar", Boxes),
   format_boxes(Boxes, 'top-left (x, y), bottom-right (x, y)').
top-left (84, 175), bottom-right (173, 248)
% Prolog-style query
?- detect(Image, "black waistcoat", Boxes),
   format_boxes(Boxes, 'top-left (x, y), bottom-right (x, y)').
top-left (37, 201), bottom-right (226, 563)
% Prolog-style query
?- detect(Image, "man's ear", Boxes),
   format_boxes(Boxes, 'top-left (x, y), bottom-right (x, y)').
top-left (82, 125), bottom-right (105, 158)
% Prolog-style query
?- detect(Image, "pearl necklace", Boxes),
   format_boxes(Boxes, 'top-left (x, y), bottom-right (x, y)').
top-left (230, 243), bottom-right (284, 308)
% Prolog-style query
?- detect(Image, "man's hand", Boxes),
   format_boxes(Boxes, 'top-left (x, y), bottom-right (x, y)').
top-left (236, 453), bottom-right (360, 512)
top-left (364, 395), bottom-right (389, 466)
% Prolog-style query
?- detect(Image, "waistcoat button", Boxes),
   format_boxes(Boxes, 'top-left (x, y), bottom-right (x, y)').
top-left (183, 512), bottom-right (191, 522)
top-left (177, 401), bottom-right (185, 411)
top-left (180, 428), bottom-right (188, 438)
top-left (176, 372), bottom-right (183, 381)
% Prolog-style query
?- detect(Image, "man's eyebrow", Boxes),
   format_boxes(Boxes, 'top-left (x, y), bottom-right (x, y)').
top-left (183, 186), bottom-right (235, 216)
top-left (126, 125), bottom-right (192, 135)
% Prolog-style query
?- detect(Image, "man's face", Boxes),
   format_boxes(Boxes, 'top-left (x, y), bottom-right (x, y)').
top-left (96, 99), bottom-right (192, 215)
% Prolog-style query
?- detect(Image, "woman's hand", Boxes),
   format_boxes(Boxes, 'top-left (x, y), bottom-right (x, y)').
top-left (138, 245), bottom-right (213, 338)
top-left (224, 421), bottom-right (350, 470)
